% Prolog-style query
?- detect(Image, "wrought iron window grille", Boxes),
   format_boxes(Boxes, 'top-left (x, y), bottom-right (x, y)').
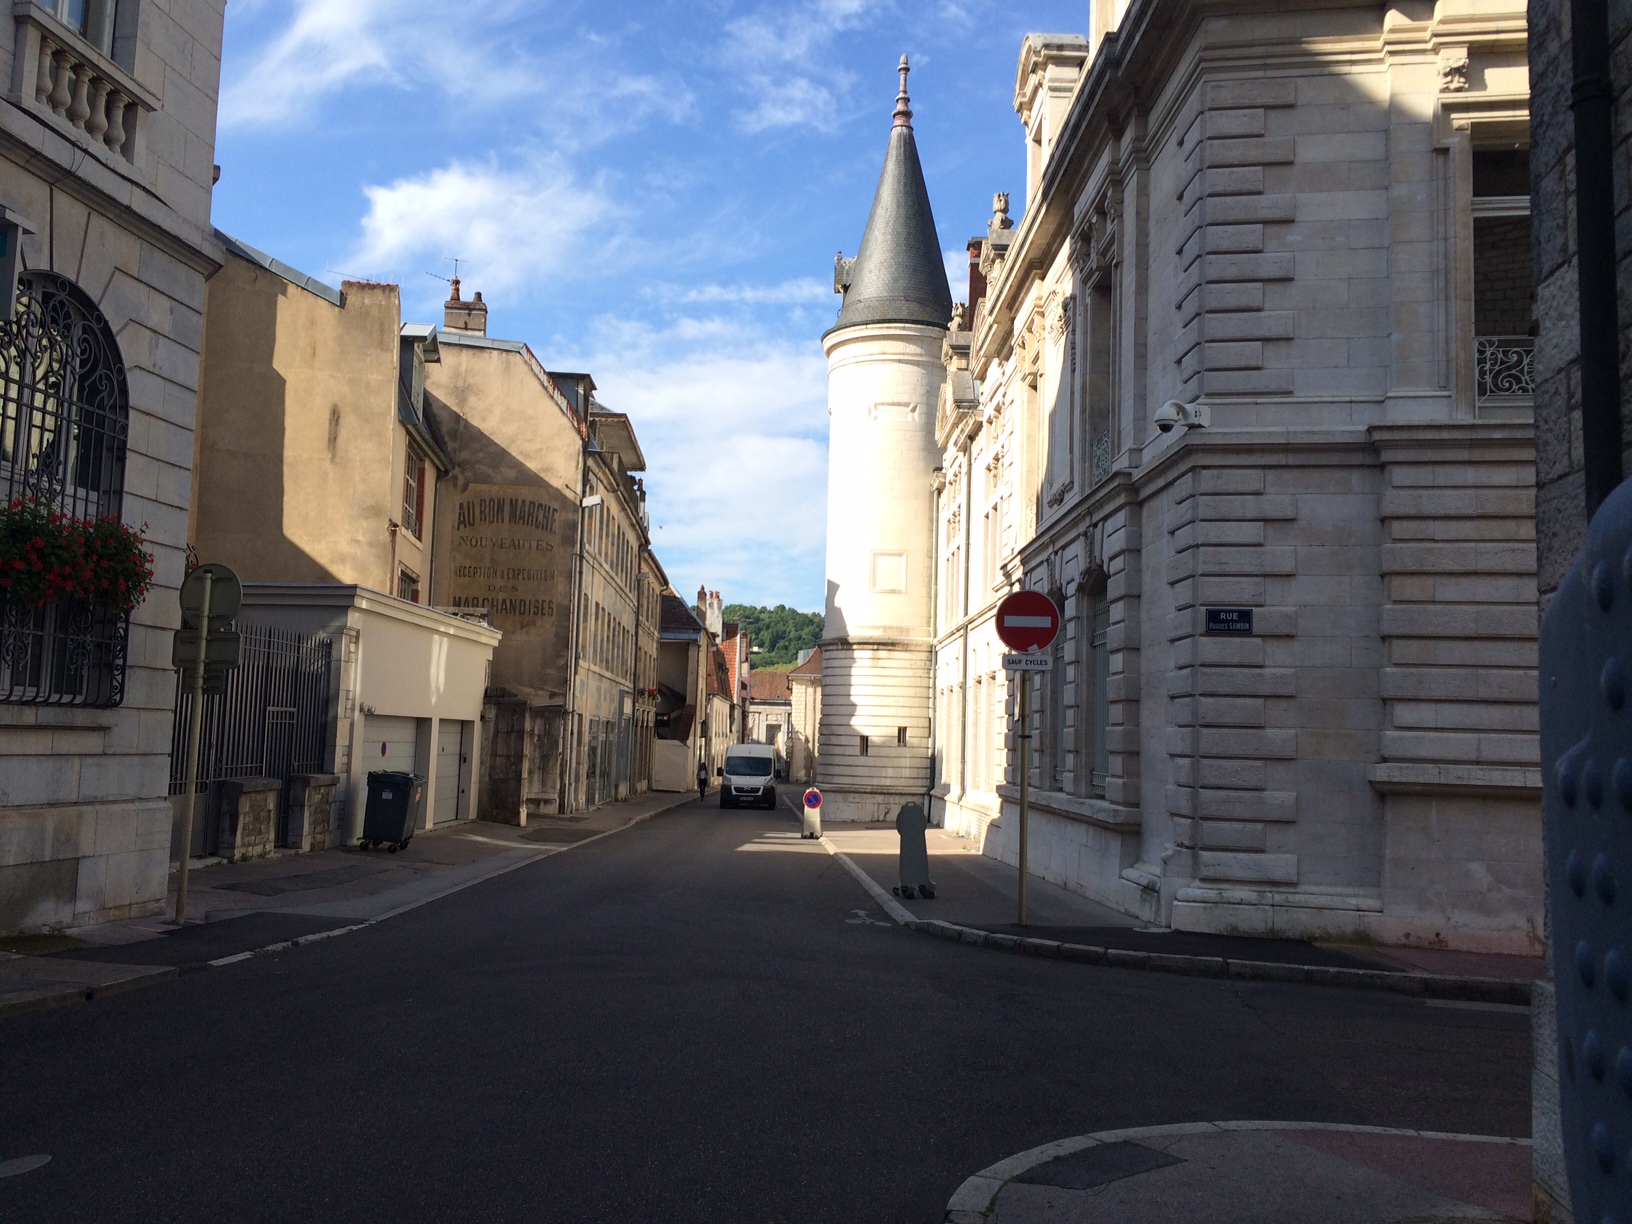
top-left (0, 271), bottom-right (132, 707)
top-left (1474, 335), bottom-right (1535, 408)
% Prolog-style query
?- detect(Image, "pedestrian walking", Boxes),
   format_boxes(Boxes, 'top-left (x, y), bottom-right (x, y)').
top-left (696, 760), bottom-right (708, 803)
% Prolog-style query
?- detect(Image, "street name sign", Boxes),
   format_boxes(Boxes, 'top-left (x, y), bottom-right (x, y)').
top-left (1205, 607), bottom-right (1254, 635)
top-left (995, 589), bottom-right (1061, 654)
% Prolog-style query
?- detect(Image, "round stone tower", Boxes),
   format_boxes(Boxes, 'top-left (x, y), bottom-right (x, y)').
top-left (816, 57), bottom-right (951, 823)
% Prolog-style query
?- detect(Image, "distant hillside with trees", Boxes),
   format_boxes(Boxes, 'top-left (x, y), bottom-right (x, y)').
top-left (721, 604), bottom-right (824, 669)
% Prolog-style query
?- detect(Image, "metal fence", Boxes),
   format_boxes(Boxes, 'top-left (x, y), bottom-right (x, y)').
top-left (169, 622), bottom-right (333, 857)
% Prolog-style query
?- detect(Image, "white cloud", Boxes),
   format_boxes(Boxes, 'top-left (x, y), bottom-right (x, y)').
top-left (667, 278), bottom-right (832, 306)
top-left (721, 0), bottom-right (877, 132)
top-left (738, 74), bottom-right (846, 133)
top-left (220, 0), bottom-right (693, 138)
top-left (723, 0), bottom-right (872, 63)
top-left (220, 0), bottom-right (396, 127)
top-left (345, 156), bottom-right (616, 298)
top-left (554, 315), bottom-right (830, 610)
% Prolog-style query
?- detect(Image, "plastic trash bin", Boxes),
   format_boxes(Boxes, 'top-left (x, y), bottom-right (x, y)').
top-left (360, 770), bottom-right (422, 852)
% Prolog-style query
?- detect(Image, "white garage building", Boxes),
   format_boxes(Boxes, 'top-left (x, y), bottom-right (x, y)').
top-left (240, 585), bottom-right (500, 839)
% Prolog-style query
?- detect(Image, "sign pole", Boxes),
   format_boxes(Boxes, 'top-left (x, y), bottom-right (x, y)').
top-left (1017, 668), bottom-right (1030, 926)
top-left (174, 569), bottom-right (212, 925)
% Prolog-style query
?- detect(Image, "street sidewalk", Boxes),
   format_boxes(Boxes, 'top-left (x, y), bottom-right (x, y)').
top-left (945, 1122), bottom-right (1532, 1223)
top-left (799, 808), bottom-right (1544, 994)
top-left (0, 788), bottom-right (696, 1019)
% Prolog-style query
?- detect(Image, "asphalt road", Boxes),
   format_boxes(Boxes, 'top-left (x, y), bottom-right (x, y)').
top-left (2, 801), bottom-right (1530, 1223)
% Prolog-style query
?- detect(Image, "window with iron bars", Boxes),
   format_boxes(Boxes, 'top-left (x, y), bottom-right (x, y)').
top-left (1, 272), bottom-right (131, 707)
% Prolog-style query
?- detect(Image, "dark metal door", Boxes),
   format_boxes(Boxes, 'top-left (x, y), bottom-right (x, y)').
top-left (1542, 477), bottom-right (1632, 1222)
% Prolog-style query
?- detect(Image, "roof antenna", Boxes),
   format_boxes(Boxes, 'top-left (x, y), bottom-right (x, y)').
top-left (426, 257), bottom-right (466, 299)
top-left (893, 54), bottom-right (912, 129)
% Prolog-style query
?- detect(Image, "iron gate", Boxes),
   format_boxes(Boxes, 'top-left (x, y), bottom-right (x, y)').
top-left (169, 622), bottom-right (333, 856)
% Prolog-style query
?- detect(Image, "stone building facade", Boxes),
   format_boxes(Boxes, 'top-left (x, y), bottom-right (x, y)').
top-left (929, 3), bottom-right (1540, 952)
top-left (568, 405), bottom-right (655, 809)
top-left (1526, 0), bottom-right (1631, 1214)
top-left (423, 296), bottom-right (584, 821)
top-left (1530, 0), bottom-right (1632, 599)
top-left (192, 245), bottom-right (493, 847)
top-left (194, 238), bottom-right (447, 600)
top-left (0, 0), bottom-right (225, 931)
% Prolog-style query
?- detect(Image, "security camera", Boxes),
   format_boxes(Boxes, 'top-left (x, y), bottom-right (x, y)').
top-left (1155, 400), bottom-right (1208, 433)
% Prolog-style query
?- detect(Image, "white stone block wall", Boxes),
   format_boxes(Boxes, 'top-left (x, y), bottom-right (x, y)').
top-left (0, 0), bottom-right (224, 931)
top-left (927, 0), bottom-right (1539, 950)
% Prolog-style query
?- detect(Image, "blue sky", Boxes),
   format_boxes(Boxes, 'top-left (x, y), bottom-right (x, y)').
top-left (212, 0), bottom-right (1087, 614)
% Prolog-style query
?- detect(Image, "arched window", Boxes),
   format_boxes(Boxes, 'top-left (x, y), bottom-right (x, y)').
top-left (1, 272), bottom-right (131, 707)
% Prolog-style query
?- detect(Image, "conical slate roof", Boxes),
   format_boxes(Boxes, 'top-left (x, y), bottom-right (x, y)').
top-left (828, 58), bottom-right (952, 335)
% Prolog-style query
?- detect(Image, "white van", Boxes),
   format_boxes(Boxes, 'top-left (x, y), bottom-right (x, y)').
top-left (719, 743), bottom-right (779, 809)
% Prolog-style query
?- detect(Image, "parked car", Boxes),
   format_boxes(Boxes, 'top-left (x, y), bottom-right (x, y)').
top-left (718, 743), bottom-right (779, 809)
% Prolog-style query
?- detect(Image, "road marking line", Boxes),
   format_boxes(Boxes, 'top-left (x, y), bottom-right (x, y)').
top-left (177, 797), bottom-right (698, 978)
top-left (0, 1155), bottom-right (51, 1179)
top-left (818, 837), bottom-right (915, 925)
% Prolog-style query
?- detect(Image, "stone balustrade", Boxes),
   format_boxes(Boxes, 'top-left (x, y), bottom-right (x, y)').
top-left (8, 5), bottom-right (156, 165)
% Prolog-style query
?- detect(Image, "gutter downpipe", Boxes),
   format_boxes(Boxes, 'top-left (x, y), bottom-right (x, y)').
top-left (928, 463), bottom-right (942, 825)
top-left (566, 422), bottom-right (590, 814)
top-left (1572, 0), bottom-right (1624, 516)
top-left (961, 431), bottom-right (975, 818)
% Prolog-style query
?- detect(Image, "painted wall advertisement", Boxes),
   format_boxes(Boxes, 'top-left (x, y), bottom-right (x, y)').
top-left (445, 483), bottom-right (577, 697)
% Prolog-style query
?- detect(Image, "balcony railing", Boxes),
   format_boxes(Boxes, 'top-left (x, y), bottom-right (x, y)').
top-left (1475, 335), bottom-right (1535, 409)
top-left (9, 3), bottom-right (157, 166)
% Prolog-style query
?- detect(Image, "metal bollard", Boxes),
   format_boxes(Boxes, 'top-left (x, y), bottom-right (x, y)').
top-left (894, 801), bottom-right (935, 900)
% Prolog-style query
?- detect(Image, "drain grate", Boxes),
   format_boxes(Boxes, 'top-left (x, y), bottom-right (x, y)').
top-left (1013, 1142), bottom-right (1185, 1190)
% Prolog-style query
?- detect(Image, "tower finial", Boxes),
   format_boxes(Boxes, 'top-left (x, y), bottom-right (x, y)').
top-left (893, 54), bottom-right (912, 128)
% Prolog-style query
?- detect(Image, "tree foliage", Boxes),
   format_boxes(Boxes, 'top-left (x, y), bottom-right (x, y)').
top-left (721, 603), bottom-right (823, 668)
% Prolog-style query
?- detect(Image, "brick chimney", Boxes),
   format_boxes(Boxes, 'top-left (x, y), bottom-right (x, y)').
top-left (443, 277), bottom-right (487, 335)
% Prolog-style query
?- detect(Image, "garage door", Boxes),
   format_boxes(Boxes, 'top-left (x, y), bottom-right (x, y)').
top-left (434, 721), bottom-right (468, 825)
top-left (366, 715), bottom-right (419, 776)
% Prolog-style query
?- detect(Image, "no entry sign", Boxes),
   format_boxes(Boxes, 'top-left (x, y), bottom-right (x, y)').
top-left (995, 589), bottom-right (1061, 654)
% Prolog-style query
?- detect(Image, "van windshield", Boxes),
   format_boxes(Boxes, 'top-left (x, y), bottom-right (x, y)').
top-left (724, 756), bottom-right (773, 777)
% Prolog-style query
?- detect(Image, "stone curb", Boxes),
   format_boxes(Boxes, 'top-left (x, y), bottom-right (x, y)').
top-left (943, 1121), bottom-right (1532, 1223)
top-left (0, 794), bottom-right (694, 1023)
top-left (907, 916), bottom-right (1533, 1007)
top-left (0, 965), bottom-right (179, 1020)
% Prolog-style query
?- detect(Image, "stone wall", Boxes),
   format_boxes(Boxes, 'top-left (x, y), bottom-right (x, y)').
top-left (1530, 0), bottom-right (1632, 597)
top-left (0, 0), bottom-right (226, 932)
top-left (218, 778), bottom-right (279, 863)
top-left (284, 774), bottom-right (341, 852)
